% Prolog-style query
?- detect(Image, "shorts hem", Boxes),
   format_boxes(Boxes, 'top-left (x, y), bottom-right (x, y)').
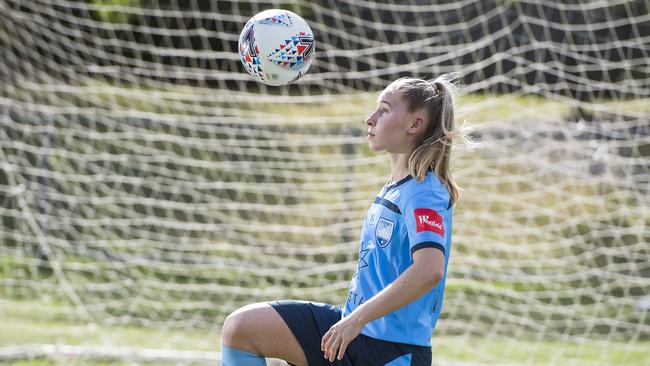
top-left (268, 300), bottom-right (331, 366)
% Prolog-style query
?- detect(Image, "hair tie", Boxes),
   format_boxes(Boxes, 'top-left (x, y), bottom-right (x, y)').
top-left (432, 82), bottom-right (440, 94)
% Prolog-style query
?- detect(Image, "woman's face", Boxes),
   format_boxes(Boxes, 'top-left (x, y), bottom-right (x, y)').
top-left (365, 89), bottom-right (420, 153)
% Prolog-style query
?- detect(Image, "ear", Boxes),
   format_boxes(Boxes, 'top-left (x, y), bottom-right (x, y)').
top-left (407, 115), bottom-right (426, 135)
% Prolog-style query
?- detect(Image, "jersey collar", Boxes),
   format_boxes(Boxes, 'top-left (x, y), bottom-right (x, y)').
top-left (385, 175), bottom-right (413, 191)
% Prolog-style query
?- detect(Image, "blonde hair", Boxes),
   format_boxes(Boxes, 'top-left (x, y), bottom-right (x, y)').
top-left (386, 74), bottom-right (461, 205)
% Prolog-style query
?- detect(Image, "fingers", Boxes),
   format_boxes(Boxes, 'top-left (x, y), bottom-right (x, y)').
top-left (322, 329), bottom-right (339, 362)
top-left (321, 328), bottom-right (332, 360)
top-left (322, 317), bottom-right (362, 362)
top-left (326, 338), bottom-right (341, 362)
top-left (336, 338), bottom-right (350, 361)
top-left (320, 329), bottom-right (331, 352)
top-left (322, 330), bottom-right (350, 362)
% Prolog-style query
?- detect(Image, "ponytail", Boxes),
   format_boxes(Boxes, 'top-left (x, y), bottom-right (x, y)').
top-left (388, 74), bottom-right (461, 206)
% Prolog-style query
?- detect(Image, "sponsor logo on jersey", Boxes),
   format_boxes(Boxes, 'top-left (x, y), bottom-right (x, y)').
top-left (375, 217), bottom-right (394, 247)
top-left (414, 208), bottom-right (444, 235)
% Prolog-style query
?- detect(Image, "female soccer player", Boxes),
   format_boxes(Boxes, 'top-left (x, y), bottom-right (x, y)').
top-left (221, 75), bottom-right (461, 366)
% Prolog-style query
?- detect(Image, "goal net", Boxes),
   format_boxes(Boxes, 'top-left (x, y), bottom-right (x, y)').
top-left (1, 0), bottom-right (648, 364)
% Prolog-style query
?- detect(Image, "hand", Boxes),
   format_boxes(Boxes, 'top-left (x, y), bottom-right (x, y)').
top-left (320, 313), bottom-right (364, 362)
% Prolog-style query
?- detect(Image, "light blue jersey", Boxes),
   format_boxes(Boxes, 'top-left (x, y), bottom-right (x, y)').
top-left (343, 171), bottom-right (452, 347)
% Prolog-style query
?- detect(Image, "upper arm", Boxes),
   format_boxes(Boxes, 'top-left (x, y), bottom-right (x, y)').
top-left (412, 247), bottom-right (445, 283)
top-left (404, 191), bottom-right (450, 259)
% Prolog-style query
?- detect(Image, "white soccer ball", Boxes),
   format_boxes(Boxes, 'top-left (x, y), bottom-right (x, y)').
top-left (238, 9), bottom-right (315, 86)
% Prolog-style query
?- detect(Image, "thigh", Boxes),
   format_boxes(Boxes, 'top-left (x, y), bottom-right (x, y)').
top-left (223, 302), bottom-right (308, 366)
top-left (270, 300), bottom-right (343, 366)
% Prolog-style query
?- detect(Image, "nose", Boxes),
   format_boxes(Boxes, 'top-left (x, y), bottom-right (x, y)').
top-left (366, 112), bottom-right (377, 127)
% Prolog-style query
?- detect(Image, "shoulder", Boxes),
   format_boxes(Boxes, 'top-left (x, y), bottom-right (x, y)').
top-left (401, 172), bottom-right (450, 208)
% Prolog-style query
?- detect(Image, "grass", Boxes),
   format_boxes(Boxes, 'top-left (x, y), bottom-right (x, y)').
top-left (0, 299), bottom-right (216, 352)
top-left (20, 78), bottom-right (650, 125)
top-left (430, 336), bottom-right (649, 366)
top-left (2, 298), bottom-right (648, 366)
top-left (2, 89), bottom-right (649, 365)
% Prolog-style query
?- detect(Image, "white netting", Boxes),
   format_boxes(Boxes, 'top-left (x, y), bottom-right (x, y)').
top-left (1, 0), bottom-right (648, 364)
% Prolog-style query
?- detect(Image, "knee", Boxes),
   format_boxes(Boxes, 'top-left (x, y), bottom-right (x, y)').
top-left (222, 304), bottom-right (261, 348)
top-left (222, 309), bottom-right (245, 347)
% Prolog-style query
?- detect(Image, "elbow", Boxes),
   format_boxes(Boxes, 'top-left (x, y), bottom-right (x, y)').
top-left (428, 270), bottom-right (444, 287)
top-left (420, 268), bottom-right (444, 289)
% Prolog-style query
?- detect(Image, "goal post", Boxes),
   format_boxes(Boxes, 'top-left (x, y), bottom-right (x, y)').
top-left (1, 0), bottom-right (648, 364)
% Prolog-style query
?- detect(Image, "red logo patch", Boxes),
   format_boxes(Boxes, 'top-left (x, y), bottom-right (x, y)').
top-left (414, 208), bottom-right (444, 236)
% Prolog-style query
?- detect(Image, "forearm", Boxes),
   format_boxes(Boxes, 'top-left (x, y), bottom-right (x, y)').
top-left (322, 249), bottom-right (445, 361)
top-left (351, 260), bottom-right (441, 326)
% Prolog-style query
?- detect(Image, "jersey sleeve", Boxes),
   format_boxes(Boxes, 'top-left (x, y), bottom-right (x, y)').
top-left (404, 190), bottom-right (449, 258)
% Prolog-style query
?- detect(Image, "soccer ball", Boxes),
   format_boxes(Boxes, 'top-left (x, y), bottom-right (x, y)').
top-left (238, 9), bottom-right (315, 86)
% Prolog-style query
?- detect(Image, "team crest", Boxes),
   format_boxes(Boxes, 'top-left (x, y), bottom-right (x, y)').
top-left (375, 217), bottom-right (395, 247)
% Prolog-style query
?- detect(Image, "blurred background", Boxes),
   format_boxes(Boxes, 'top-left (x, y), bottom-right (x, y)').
top-left (0, 0), bottom-right (648, 365)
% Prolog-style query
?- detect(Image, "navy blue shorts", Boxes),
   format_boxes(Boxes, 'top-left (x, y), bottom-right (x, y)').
top-left (269, 300), bottom-right (431, 366)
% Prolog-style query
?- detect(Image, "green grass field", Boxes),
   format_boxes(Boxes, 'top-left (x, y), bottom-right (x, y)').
top-left (2, 92), bottom-right (648, 365)
top-left (2, 298), bottom-right (648, 366)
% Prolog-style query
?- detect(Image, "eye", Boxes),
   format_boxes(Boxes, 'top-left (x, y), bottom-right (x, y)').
top-left (380, 107), bottom-right (389, 113)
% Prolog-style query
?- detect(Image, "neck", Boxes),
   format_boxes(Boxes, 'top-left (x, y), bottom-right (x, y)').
top-left (387, 152), bottom-right (411, 184)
